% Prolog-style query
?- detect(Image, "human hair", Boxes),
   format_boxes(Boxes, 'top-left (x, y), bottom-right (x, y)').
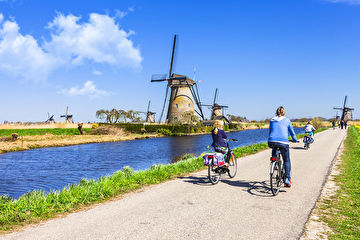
top-left (213, 119), bottom-right (223, 134)
top-left (276, 106), bottom-right (285, 116)
top-left (308, 121), bottom-right (312, 124)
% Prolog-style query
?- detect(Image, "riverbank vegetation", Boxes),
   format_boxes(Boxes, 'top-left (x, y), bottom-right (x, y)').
top-left (0, 128), bottom-right (328, 231)
top-left (316, 126), bottom-right (360, 239)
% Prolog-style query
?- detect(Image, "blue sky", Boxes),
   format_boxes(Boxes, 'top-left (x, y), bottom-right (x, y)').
top-left (0, 0), bottom-right (359, 122)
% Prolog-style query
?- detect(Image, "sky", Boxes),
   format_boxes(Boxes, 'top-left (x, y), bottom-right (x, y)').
top-left (0, 0), bottom-right (359, 123)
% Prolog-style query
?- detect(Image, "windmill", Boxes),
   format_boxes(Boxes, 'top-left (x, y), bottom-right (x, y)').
top-left (60, 106), bottom-right (73, 123)
top-left (45, 113), bottom-right (55, 124)
top-left (333, 96), bottom-right (354, 121)
top-left (139, 101), bottom-right (156, 123)
top-left (151, 35), bottom-right (204, 123)
top-left (201, 88), bottom-right (229, 121)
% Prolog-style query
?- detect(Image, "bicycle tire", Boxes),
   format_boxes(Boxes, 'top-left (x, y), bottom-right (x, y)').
top-left (208, 159), bottom-right (221, 184)
top-left (270, 161), bottom-right (281, 196)
top-left (227, 152), bottom-right (237, 178)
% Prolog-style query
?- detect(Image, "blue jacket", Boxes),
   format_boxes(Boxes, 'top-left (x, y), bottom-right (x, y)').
top-left (268, 116), bottom-right (298, 144)
top-left (211, 128), bottom-right (227, 148)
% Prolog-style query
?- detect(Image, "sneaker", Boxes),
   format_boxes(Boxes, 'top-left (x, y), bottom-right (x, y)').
top-left (284, 178), bottom-right (292, 187)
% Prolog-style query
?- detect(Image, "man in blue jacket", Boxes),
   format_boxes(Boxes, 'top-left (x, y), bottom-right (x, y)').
top-left (268, 106), bottom-right (298, 187)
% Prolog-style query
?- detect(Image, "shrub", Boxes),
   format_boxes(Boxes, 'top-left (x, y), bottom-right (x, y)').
top-left (157, 128), bottom-right (173, 136)
top-left (312, 117), bottom-right (323, 129)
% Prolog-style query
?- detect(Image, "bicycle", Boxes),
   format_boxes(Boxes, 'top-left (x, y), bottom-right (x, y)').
top-left (303, 132), bottom-right (314, 150)
top-left (269, 141), bottom-right (297, 195)
top-left (204, 138), bottom-right (238, 185)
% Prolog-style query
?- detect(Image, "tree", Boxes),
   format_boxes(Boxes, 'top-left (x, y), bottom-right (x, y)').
top-left (182, 111), bottom-right (201, 126)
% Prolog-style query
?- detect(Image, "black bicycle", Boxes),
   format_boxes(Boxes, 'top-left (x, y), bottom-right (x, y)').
top-left (208, 138), bottom-right (238, 184)
top-left (269, 147), bottom-right (286, 195)
top-left (269, 141), bottom-right (297, 195)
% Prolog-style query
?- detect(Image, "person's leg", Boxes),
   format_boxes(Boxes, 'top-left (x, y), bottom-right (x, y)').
top-left (268, 142), bottom-right (277, 158)
top-left (279, 145), bottom-right (291, 180)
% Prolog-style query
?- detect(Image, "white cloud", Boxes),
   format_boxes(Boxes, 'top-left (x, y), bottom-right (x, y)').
top-left (44, 13), bottom-right (142, 68)
top-left (324, 0), bottom-right (360, 4)
top-left (0, 12), bottom-right (142, 82)
top-left (0, 19), bottom-right (58, 81)
top-left (59, 81), bottom-right (109, 98)
top-left (115, 10), bottom-right (128, 19)
top-left (93, 69), bottom-right (102, 75)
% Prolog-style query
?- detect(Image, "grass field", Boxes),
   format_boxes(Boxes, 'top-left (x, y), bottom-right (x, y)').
top-left (0, 128), bottom-right (91, 137)
top-left (318, 126), bottom-right (360, 240)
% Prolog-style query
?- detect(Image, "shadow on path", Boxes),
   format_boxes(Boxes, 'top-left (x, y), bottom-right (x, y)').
top-left (179, 175), bottom-right (286, 197)
top-left (292, 146), bottom-right (306, 150)
top-left (221, 179), bottom-right (281, 197)
top-left (178, 175), bottom-right (209, 186)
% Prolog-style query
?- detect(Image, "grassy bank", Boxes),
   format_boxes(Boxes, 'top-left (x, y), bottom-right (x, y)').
top-left (0, 128), bottom-right (91, 137)
top-left (0, 128), bottom-right (328, 231)
top-left (317, 126), bottom-right (360, 239)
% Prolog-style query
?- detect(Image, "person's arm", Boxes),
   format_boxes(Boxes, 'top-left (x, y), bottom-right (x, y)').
top-left (223, 130), bottom-right (227, 139)
top-left (288, 121), bottom-right (298, 142)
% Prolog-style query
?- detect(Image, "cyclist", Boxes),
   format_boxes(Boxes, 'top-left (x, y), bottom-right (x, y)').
top-left (211, 119), bottom-right (229, 159)
top-left (304, 121), bottom-right (316, 139)
top-left (268, 106), bottom-right (298, 187)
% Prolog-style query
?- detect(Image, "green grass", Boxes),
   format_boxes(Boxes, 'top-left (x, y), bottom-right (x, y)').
top-left (0, 128), bottom-right (91, 137)
top-left (318, 126), bottom-right (360, 240)
top-left (0, 127), bottom-right (329, 231)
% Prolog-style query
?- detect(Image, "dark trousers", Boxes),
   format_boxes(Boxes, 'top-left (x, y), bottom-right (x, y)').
top-left (268, 142), bottom-right (291, 180)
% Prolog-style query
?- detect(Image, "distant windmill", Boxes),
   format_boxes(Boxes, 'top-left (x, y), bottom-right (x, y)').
top-left (139, 101), bottom-right (156, 123)
top-left (151, 34), bottom-right (204, 123)
top-left (60, 106), bottom-right (73, 123)
top-left (201, 88), bottom-right (229, 121)
top-left (333, 96), bottom-right (354, 121)
top-left (45, 113), bottom-right (55, 124)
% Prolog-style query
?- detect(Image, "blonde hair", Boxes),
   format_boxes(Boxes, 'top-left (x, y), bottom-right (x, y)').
top-left (276, 106), bottom-right (285, 116)
top-left (213, 120), bottom-right (223, 135)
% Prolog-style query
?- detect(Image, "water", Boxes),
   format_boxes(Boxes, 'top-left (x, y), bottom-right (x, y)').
top-left (0, 128), bottom-right (304, 199)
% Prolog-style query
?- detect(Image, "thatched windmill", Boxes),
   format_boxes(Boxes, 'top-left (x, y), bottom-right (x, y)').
top-left (333, 96), bottom-right (354, 121)
top-left (60, 106), bottom-right (73, 123)
top-left (202, 88), bottom-right (229, 121)
top-left (140, 101), bottom-right (156, 123)
top-left (151, 35), bottom-right (204, 123)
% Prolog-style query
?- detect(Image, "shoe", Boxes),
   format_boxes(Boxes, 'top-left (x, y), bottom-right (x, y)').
top-left (284, 178), bottom-right (292, 187)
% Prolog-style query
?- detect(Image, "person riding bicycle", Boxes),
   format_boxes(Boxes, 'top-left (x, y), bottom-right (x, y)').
top-left (211, 120), bottom-right (229, 160)
top-left (304, 121), bottom-right (316, 139)
top-left (268, 106), bottom-right (298, 188)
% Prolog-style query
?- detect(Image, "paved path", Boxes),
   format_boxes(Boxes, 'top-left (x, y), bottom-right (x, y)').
top-left (1, 129), bottom-right (346, 240)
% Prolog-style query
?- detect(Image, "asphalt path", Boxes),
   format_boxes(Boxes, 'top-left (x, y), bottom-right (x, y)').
top-left (1, 128), bottom-right (347, 240)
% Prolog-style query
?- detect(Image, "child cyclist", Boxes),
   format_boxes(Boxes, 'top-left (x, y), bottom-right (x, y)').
top-left (304, 121), bottom-right (316, 139)
top-left (211, 120), bottom-right (229, 159)
top-left (268, 106), bottom-right (298, 187)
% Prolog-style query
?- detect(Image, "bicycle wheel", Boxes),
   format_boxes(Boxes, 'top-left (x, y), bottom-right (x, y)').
top-left (227, 152), bottom-right (237, 178)
top-left (208, 160), bottom-right (221, 184)
top-left (270, 161), bottom-right (281, 196)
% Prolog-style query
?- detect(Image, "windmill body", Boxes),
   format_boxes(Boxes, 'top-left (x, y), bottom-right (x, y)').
top-left (146, 112), bottom-right (155, 123)
top-left (60, 107), bottom-right (73, 123)
top-left (333, 96), bottom-right (354, 121)
top-left (211, 104), bottom-right (224, 120)
top-left (166, 74), bottom-right (196, 123)
top-left (151, 35), bottom-right (204, 124)
top-left (202, 88), bottom-right (228, 121)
